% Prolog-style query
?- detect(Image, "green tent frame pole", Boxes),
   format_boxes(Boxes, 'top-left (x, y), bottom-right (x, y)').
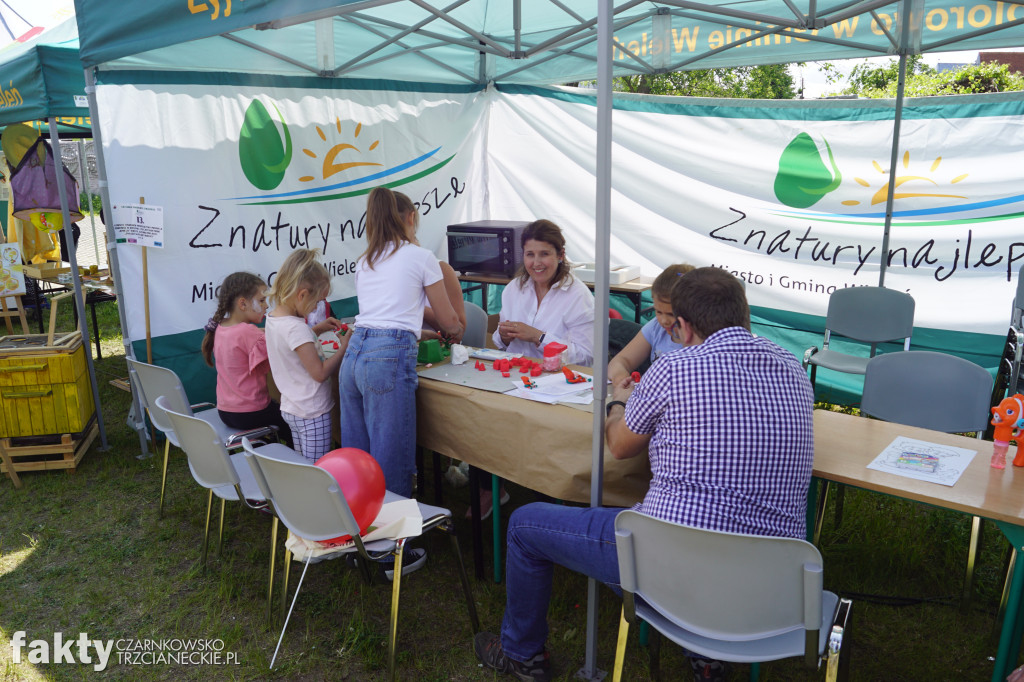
top-left (82, 67), bottom-right (150, 458)
top-left (47, 117), bottom-right (107, 451)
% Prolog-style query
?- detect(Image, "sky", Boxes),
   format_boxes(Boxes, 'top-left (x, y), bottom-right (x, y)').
top-left (0, 0), bottom-right (72, 47)
top-left (0, 0), bottom-right (1009, 100)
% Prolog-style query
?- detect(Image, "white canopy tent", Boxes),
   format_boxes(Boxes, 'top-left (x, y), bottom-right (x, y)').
top-left (71, 1), bottom-right (1024, 678)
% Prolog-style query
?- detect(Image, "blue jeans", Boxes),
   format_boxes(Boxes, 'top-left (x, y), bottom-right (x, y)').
top-left (339, 328), bottom-right (419, 497)
top-left (501, 503), bottom-right (623, 662)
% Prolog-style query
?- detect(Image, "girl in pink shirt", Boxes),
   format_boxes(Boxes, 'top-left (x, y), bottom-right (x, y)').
top-left (201, 272), bottom-right (291, 445)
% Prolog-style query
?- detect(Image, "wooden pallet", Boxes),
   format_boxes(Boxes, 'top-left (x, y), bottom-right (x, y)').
top-left (0, 417), bottom-right (98, 479)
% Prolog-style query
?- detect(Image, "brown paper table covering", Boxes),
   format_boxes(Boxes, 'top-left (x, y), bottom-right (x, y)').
top-left (416, 374), bottom-right (651, 507)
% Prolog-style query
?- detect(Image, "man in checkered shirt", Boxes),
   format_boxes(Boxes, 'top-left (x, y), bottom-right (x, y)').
top-left (475, 267), bottom-right (815, 682)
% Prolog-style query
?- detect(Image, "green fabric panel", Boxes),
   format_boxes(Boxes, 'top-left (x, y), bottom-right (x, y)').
top-left (497, 84), bottom-right (1024, 121)
top-left (76, 0), bottom-right (359, 68)
top-left (94, 69), bottom-right (484, 94)
top-left (37, 45), bottom-right (88, 119)
top-left (131, 331), bottom-right (217, 406)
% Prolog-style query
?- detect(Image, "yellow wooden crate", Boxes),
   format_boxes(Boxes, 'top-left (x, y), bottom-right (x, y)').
top-left (0, 342), bottom-right (95, 437)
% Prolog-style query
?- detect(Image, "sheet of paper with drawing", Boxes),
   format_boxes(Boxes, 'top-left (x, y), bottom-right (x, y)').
top-left (866, 436), bottom-right (977, 486)
top-left (507, 370), bottom-right (595, 405)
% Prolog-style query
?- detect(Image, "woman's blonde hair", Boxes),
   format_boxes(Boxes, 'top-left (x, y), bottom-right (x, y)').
top-left (269, 248), bottom-right (331, 313)
top-left (363, 187), bottom-right (412, 268)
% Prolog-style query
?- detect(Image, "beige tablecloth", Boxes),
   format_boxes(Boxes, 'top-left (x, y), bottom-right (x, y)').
top-left (416, 376), bottom-right (650, 507)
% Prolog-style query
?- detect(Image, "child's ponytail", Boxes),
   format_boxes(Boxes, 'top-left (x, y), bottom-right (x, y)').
top-left (201, 272), bottom-right (266, 366)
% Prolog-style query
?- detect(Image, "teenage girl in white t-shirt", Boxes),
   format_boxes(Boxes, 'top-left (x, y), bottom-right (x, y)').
top-left (339, 187), bottom-right (463, 499)
top-left (265, 249), bottom-right (349, 462)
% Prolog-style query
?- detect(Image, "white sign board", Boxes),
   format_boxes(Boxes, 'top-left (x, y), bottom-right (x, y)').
top-left (112, 203), bottom-right (164, 248)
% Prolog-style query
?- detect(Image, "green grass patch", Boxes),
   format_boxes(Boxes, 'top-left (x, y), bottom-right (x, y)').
top-left (0, 296), bottom-right (1016, 680)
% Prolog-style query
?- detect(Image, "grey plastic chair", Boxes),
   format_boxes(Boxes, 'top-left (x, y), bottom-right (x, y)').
top-left (802, 286), bottom-right (915, 389)
top-left (611, 510), bottom-right (851, 682)
top-left (462, 300), bottom-right (488, 348)
top-left (242, 438), bottom-right (479, 680)
top-left (126, 357), bottom-right (278, 517)
top-left (845, 351), bottom-right (992, 610)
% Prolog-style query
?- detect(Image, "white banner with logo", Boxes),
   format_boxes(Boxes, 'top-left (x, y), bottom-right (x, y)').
top-left (98, 81), bottom-right (1021, 344)
top-left (479, 88), bottom-right (1024, 338)
top-left (96, 81), bottom-right (486, 341)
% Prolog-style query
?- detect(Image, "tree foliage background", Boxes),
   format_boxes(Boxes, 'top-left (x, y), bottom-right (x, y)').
top-left (615, 64), bottom-right (795, 99)
top-left (823, 56), bottom-right (1024, 97)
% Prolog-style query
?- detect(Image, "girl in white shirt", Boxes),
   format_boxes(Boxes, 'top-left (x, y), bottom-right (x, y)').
top-left (340, 187), bottom-right (463, 498)
top-left (493, 219), bottom-right (595, 366)
top-left (265, 249), bottom-right (348, 462)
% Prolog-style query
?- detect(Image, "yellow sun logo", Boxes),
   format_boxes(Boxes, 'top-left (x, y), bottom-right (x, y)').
top-left (841, 151), bottom-right (969, 206)
top-left (300, 120), bottom-right (382, 182)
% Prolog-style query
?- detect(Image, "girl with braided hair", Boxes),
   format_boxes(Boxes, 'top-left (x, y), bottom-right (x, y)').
top-left (202, 271), bottom-right (291, 446)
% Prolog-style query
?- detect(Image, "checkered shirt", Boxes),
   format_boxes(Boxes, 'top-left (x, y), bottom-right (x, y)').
top-left (624, 326), bottom-right (814, 539)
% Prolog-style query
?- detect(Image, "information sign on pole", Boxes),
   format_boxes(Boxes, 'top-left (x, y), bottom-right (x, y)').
top-left (111, 203), bottom-right (164, 248)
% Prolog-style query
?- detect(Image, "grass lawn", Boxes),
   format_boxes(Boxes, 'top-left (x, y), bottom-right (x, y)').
top-left (0, 296), bottom-right (1018, 680)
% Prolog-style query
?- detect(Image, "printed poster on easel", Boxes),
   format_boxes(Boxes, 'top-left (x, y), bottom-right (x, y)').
top-left (111, 203), bottom-right (164, 248)
top-left (0, 242), bottom-right (26, 295)
top-left (866, 436), bottom-right (977, 487)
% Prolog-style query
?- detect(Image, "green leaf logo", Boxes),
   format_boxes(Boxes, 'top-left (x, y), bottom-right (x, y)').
top-left (239, 99), bottom-right (292, 190)
top-left (774, 133), bottom-right (842, 208)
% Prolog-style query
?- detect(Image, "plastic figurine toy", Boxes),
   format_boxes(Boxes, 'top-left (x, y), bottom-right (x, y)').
top-left (562, 366), bottom-right (588, 384)
top-left (990, 394), bottom-right (1024, 469)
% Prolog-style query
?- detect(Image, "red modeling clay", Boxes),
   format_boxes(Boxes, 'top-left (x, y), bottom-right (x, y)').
top-left (520, 364), bottom-right (530, 373)
top-left (502, 371), bottom-right (510, 378)
top-left (531, 367), bottom-right (542, 377)
top-left (631, 371), bottom-right (641, 383)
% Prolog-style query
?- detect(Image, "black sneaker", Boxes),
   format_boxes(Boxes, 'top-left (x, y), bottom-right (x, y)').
top-left (474, 631), bottom-right (552, 682)
top-left (346, 547), bottom-right (427, 582)
top-left (688, 655), bottom-right (732, 682)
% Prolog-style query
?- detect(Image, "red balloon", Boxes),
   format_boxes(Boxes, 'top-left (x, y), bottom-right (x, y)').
top-left (315, 448), bottom-right (386, 545)
top-left (608, 308), bottom-right (623, 319)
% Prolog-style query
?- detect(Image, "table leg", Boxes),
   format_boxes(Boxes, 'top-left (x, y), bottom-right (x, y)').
top-left (631, 292), bottom-right (642, 323)
top-left (32, 278), bottom-right (44, 334)
top-left (492, 475), bottom-right (502, 584)
top-left (0, 441), bottom-right (23, 489)
top-left (432, 450), bottom-right (443, 506)
top-left (469, 466), bottom-right (484, 580)
top-left (90, 297), bottom-right (102, 359)
top-left (992, 522), bottom-right (1024, 682)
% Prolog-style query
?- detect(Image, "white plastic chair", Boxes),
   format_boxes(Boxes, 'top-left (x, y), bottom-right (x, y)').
top-left (611, 510), bottom-right (851, 682)
top-left (462, 300), bottom-right (488, 348)
top-left (157, 394), bottom-right (307, 614)
top-left (242, 438), bottom-right (479, 680)
top-left (856, 350), bottom-right (993, 611)
top-left (803, 286), bottom-right (915, 389)
top-left (126, 357), bottom-right (278, 517)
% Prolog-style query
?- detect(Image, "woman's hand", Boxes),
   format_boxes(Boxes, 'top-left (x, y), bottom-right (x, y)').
top-left (498, 320), bottom-right (542, 346)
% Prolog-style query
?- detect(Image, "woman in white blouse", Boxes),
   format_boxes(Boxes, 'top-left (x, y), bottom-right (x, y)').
top-left (492, 219), bottom-right (595, 366)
